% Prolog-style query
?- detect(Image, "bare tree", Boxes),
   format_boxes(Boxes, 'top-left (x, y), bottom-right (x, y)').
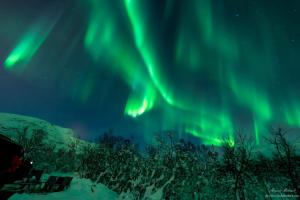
top-left (16, 127), bottom-right (46, 160)
top-left (222, 133), bottom-right (255, 200)
top-left (267, 127), bottom-right (300, 197)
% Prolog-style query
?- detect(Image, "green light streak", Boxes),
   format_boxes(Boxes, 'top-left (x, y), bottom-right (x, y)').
top-left (84, 0), bottom-right (150, 87)
top-left (125, 98), bottom-right (149, 118)
top-left (283, 101), bottom-right (300, 127)
top-left (185, 125), bottom-right (234, 147)
top-left (228, 73), bottom-right (272, 121)
top-left (253, 118), bottom-right (261, 145)
top-left (83, 0), bottom-right (115, 59)
top-left (175, 28), bottom-right (203, 70)
top-left (4, 18), bottom-right (57, 69)
top-left (125, 86), bottom-right (156, 118)
top-left (185, 127), bottom-right (223, 146)
top-left (195, 0), bottom-right (213, 44)
top-left (215, 34), bottom-right (239, 61)
top-left (84, 0), bottom-right (159, 117)
top-left (124, 0), bottom-right (199, 111)
top-left (84, 18), bottom-right (114, 52)
top-left (80, 76), bottom-right (96, 104)
top-left (124, 1), bottom-right (176, 107)
top-left (124, 0), bottom-right (147, 48)
top-left (194, 0), bottom-right (239, 61)
top-left (124, 0), bottom-right (172, 104)
top-left (183, 107), bottom-right (235, 146)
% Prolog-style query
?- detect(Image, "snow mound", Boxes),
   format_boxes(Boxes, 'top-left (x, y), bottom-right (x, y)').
top-left (9, 177), bottom-right (118, 200)
top-left (0, 113), bottom-right (86, 149)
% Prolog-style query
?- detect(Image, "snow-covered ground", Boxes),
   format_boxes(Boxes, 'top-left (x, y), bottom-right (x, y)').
top-left (9, 177), bottom-right (118, 200)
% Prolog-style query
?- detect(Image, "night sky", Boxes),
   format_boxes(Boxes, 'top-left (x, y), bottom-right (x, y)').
top-left (0, 0), bottom-right (299, 146)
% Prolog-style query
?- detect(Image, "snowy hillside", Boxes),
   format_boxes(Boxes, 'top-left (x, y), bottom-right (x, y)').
top-left (0, 113), bottom-right (119, 200)
top-left (9, 177), bottom-right (118, 200)
top-left (0, 113), bottom-right (86, 149)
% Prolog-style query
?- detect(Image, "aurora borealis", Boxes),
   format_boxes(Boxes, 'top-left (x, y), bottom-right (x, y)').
top-left (0, 0), bottom-right (299, 146)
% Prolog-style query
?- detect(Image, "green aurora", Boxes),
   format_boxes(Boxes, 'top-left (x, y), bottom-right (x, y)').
top-left (2, 0), bottom-right (300, 146)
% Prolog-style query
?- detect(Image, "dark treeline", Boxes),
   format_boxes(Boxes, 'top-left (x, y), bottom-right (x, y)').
top-left (78, 128), bottom-right (299, 199)
top-left (17, 127), bottom-right (300, 199)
